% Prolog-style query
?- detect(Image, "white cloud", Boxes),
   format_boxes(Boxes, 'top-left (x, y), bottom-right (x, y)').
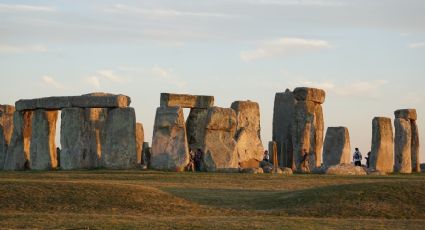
top-left (96, 70), bottom-right (126, 83)
top-left (104, 4), bottom-right (231, 18)
top-left (41, 75), bottom-right (64, 89)
top-left (150, 66), bottom-right (187, 88)
top-left (240, 37), bottom-right (330, 61)
top-left (0, 44), bottom-right (47, 54)
top-left (0, 4), bottom-right (56, 12)
top-left (409, 42), bottom-right (425, 49)
top-left (85, 76), bottom-right (101, 89)
top-left (300, 80), bottom-right (388, 97)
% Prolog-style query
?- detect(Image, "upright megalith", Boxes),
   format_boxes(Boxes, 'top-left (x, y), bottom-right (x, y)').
top-left (4, 111), bottom-right (33, 170)
top-left (102, 108), bottom-right (137, 169)
top-left (60, 108), bottom-right (102, 170)
top-left (0, 105), bottom-right (15, 169)
top-left (203, 107), bottom-right (238, 171)
top-left (136, 122), bottom-right (145, 165)
top-left (272, 89), bottom-right (296, 169)
top-left (394, 109), bottom-right (420, 173)
top-left (151, 106), bottom-right (189, 171)
top-left (29, 110), bottom-right (58, 170)
top-left (371, 117), bottom-right (394, 173)
top-left (323, 127), bottom-right (351, 166)
top-left (186, 108), bottom-right (209, 151)
top-left (231, 101), bottom-right (264, 168)
top-left (273, 87), bottom-right (325, 172)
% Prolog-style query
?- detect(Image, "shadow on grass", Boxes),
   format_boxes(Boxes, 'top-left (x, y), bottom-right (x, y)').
top-left (163, 180), bottom-right (425, 219)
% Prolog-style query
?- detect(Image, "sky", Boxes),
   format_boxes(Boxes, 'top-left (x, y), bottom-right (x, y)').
top-left (0, 0), bottom-right (424, 162)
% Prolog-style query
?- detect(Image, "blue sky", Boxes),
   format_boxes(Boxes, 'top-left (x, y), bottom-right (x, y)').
top-left (1, 0), bottom-right (424, 162)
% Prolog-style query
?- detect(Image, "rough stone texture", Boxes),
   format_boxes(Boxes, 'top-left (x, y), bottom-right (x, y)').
top-left (394, 109), bottom-right (417, 121)
top-left (151, 106), bottom-right (189, 171)
top-left (203, 107), bottom-right (238, 172)
top-left (186, 108), bottom-right (208, 151)
top-left (313, 103), bottom-right (324, 167)
top-left (102, 108), bottom-right (137, 169)
top-left (282, 167), bottom-right (293, 176)
top-left (3, 111), bottom-right (33, 170)
top-left (0, 105), bottom-right (16, 145)
top-left (160, 93), bottom-right (214, 109)
top-left (370, 117), bottom-right (394, 173)
top-left (293, 100), bottom-right (317, 171)
top-left (136, 122), bottom-right (144, 164)
top-left (326, 164), bottom-right (367, 176)
top-left (231, 101), bottom-right (261, 133)
top-left (411, 121), bottom-right (420, 172)
top-left (240, 167), bottom-right (263, 174)
top-left (29, 110), bottom-right (58, 170)
top-left (323, 127), bottom-right (351, 166)
top-left (272, 89), bottom-right (296, 169)
top-left (394, 118), bottom-right (412, 173)
top-left (15, 93), bottom-right (130, 111)
top-left (293, 87), bottom-right (326, 104)
top-left (60, 108), bottom-right (106, 170)
top-left (0, 126), bottom-right (5, 169)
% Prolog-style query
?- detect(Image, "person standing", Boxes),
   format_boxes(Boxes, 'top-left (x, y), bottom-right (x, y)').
top-left (353, 148), bottom-right (363, 166)
top-left (263, 150), bottom-right (270, 162)
top-left (365, 151), bottom-right (371, 168)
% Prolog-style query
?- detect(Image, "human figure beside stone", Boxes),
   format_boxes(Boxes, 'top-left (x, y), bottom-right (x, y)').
top-left (365, 151), bottom-right (371, 168)
top-left (301, 149), bottom-right (310, 172)
top-left (263, 150), bottom-right (270, 162)
top-left (186, 149), bottom-right (195, 172)
top-left (194, 148), bottom-right (203, 172)
top-left (353, 148), bottom-right (362, 166)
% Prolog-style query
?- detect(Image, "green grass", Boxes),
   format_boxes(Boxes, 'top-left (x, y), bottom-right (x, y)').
top-left (0, 171), bottom-right (424, 229)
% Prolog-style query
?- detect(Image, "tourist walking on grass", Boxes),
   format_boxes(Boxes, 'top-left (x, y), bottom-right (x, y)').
top-left (353, 148), bottom-right (362, 166)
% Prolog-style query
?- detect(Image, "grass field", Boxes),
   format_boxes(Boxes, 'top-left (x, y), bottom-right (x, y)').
top-left (0, 170), bottom-right (424, 230)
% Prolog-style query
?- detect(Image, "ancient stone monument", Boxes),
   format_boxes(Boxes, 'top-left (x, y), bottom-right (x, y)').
top-left (394, 109), bottom-right (420, 173)
top-left (273, 87), bottom-right (325, 172)
top-left (0, 105), bottom-right (16, 170)
top-left (370, 117), bottom-right (394, 173)
top-left (323, 127), bottom-right (351, 167)
top-left (2, 93), bottom-right (141, 171)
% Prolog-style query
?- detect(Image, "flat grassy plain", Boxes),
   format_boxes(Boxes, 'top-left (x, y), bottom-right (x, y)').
top-left (0, 170), bottom-right (424, 230)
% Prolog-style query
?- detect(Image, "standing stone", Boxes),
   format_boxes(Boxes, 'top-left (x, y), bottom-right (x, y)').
top-left (313, 103), bottom-right (324, 166)
top-left (136, 122), bottom-right (144, 164)
top-left (370, 117), bottom-right (394, 173)
top-left (231, 101), bottom-right (264, 168)
top-left (394, 118), bottom-right (412, 173)
top-left (293, 100), bottom-right (316, 171)
top-left (0, 105), bottom-right (15, 169)
top-left (272, 89), bottom-right (296, 169)
top-left (151, 106), bottom-right (189, 171)
top-left (411, 120), bottom-right (420, 172)
top-left (29, 110), bottom-right (58, 170)
top-left (0, 126), bottom-right (5, 169)
top-left (102, 107), bottom-right (137, 169)
top-left (323, 127), bottom-right (351, 166)
top-left (203, 107), bottom-right (238, 172)
top-left (186, 108), bottom-right (209, 151)
top-left (4, 111), bottom-right (33, 170)
top-left (60, 108), bottom-right (103, 170)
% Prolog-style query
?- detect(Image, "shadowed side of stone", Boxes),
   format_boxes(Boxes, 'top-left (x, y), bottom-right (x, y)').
top-left (394, 118), bottom-right (412, 173)
top-left (323, 127), bottom-right (351, 167)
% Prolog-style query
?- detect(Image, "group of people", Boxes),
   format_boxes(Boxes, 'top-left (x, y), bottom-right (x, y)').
top-left (353, 147), bottom-right (371, 168)
top-left (186, 148), bottom-right (203, 172)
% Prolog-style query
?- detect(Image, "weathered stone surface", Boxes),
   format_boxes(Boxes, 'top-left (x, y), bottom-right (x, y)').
top-left (60, 108), bottom-right (105, 170)
top-left (186, 108), bottom-right (208, 150)
top-left (394, 109), bottom-right (417, 121)
top-left (0, 105), bottom-right (16, 145)
top-left (0, 126), bottom-right (5, 169)
top-left (235, 129), bottom-right (263, 166)
top-left (136, 122), bottom-right (144, 164)
top-left (411, 121), bottom-right (420, 172)
top-left (313, 103), bottom-right (324, 167)
top-left (272, 89), bottom-right (296, 169)
top-left (231, 101), bottom-right (261, 133)
top-left (151, 106), bottom-right (189, 171)
top-left (3, 111), bottom-right (33, 170)
top-left (203, 107), bottom-right (238, 172)
top-left (293, 100), bottom-right (317, 171)
top-left (102, 108), bottom-right (137, 169)
top-left (293, 87), bottom-right (326, 104)
top-left (29, 110), bottom-right (58, 170)
top-left (240, 167), bottom-right (263, 174)
top-left (394, 118), bottom-right (412, 173)
top-left (160, 93), bottom-right (214, 109)
top-left (15, 93), bottom-right (131, 111)
top-left (326, 164), bottom-right (367, 176)
top-left (370, 117), bottom-right (394, 173)
top-left (282, 167), bottom-right (293, 176)
top-left (323, 127), bottom-right (351, 166)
